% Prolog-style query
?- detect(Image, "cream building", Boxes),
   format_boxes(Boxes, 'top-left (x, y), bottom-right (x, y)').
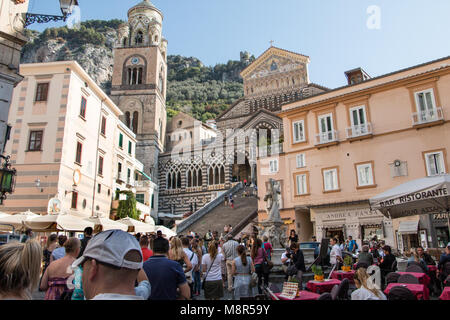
top-left (3, 61), bottom-right (155, 220)
top-left (257, 56), bottom-right (450, 251)
top-left (0, 0), bottom-right (29, 153)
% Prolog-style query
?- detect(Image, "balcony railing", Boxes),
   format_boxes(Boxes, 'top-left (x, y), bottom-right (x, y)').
top-left (116, 173), bottom-right (125, 183)
top-left (346, 123), bottom-right (373, 139)
top-left (315, 130), bottom-right (338, 145)
top-left (412, 107), bottom-right (444, 126)
top-left (135, 180), bottom-right (152, 188)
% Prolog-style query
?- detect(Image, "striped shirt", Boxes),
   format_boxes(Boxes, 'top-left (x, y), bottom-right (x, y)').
top-left (222, 239), bottom-right (240, 261)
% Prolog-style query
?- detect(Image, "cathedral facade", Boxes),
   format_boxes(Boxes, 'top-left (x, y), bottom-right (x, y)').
top-left (110, 1), bottom-right (329, 226)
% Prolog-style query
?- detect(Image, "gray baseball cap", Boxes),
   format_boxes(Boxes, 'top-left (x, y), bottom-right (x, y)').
top-left (72, 229), bottom-right (143, 270)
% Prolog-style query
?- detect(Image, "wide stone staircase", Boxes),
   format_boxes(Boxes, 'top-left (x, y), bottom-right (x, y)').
top-left (179, 186), bottom-right (258, 236)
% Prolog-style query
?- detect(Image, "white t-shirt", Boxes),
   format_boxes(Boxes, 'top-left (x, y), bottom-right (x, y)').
top-left (281, 252), bottom-right (291, 265)
top-left (351, 287), bottom-right (387, 300)
top-left (202, 253), bottom-right (225, 281)
top-left (330, 244), bottom-right (342, 265)
top-left (183, 247), bottom-right (199, 268)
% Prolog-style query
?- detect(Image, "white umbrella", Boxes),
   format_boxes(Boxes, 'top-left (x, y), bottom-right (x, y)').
top-left (0, 210), bottom-right (38, 231)
top-left (154, 225), bottom-right (177, 238)
top-left (24, 214), bottom-right (95, 232)
top-left (84, 216), bottom-right (128, 232)
top-left (369, 174), bottom-right (450, 233)
top-left (118, 217), bottom-right (156, 233)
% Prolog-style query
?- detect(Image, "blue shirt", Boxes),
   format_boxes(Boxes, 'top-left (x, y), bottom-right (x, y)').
top-left (349, 240), bottom-right (357, 252)
top-left (143, 255), bottom-right (187, 300)
top-left (51, 247), bottom-right (66, 261)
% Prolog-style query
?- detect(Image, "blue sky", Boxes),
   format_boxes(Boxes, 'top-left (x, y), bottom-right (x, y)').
top-left (28, 0), bottom-right (450, 88)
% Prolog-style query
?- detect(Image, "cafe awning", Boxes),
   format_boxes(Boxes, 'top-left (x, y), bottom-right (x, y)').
top-left (397, 220), bottom-right (419, 235)
top-left (24, 214), bottom-right (95, 232)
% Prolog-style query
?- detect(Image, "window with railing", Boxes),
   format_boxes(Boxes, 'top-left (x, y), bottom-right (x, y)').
top-left (346, 106), bottom-right (372, 138)
top-left (317, 113), bottom-right (337, 144)
top-left (413, 89), bottom-right (443, 125)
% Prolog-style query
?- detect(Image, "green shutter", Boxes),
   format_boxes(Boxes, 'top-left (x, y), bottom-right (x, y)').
top-left (119, 133), bottom-right (123, 148)
top-left (128, 141), bottom-right (132, 154)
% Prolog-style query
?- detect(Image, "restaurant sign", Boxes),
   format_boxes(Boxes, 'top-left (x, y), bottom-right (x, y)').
top-left (378, 187), bottom-right (448, 208)
top-left (433, 212), bottom-right (450, 220)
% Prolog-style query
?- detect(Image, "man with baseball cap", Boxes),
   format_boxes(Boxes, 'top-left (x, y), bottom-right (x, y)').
top-left (72, 229), bottom-right (149, 300)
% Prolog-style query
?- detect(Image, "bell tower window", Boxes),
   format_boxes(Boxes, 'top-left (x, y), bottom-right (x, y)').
top-left (135, 31), bottom-right (143, 45)
top-left (125, 112), bottom-right (131, 128)
top-left (123, 37), bottom-right (128, 47)
top-left (132, 111), bottom-right (139, 134)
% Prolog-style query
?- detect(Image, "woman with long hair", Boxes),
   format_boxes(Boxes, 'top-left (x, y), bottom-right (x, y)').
top-left (232, 245), bottom-right (255, 299)
top-left (42, 234), bottom-right (58, 273)
top-left (201, 240), bottom-right (225, 300)
top-left (251, 238), bottom-right (269, 294)
top-left (40, 237), bottom-right (80, 300)
top-left (168, 237), bottom-right (192, 272)
top-left (0, 240), bottom-right (42, 300)
top-left (191, 239), bottom-right (203, 296)
top-left (351, 268), bottom-right (386, 300)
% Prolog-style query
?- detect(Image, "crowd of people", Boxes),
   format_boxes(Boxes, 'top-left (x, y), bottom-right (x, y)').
top-left (0, 226), bottom-right (449, 301)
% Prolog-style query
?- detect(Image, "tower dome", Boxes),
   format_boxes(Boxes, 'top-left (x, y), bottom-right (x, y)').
top-left (127, 0), bottom-right (163, 47)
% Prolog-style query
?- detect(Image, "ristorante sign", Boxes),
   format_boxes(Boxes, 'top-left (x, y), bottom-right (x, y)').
top-left (378, 187), bottom-right (448, 208)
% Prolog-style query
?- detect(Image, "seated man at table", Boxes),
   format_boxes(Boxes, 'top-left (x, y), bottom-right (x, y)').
top-left (437, 243), bottom-right (450, 284)
top-left (407, 248), bottom-right (428, 273)
top-left (357, 245), bottom-right (374, 266)
top-left (378, 245), bottom-right (396, 283)
top-left (417, 246), bottom-right (435, 266)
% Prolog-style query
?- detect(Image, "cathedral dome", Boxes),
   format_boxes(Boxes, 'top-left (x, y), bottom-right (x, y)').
top-left (128, 0), bottom-right (163, 20)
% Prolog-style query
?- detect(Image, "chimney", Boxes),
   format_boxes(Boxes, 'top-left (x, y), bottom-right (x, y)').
top-left (344, 68), bottom-right (371, 85)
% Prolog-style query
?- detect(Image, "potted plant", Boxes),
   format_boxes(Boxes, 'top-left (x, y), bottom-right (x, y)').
top-left (312, 265), bottom-right (324, 281)
top-left (342, 255), bottom-right (353, 272)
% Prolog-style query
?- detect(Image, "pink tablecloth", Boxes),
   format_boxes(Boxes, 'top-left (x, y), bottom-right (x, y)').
top-left (440, 287), bottom-right (450, 300)
top-left (397, 272), bottom-right (431, 287)
top-left (306, 279), bottom-right (341, 294)
top-left (274, 291), bottom-right (320, 301)
top-left (427, 265), bottom-right (438, 272)
top-left (331, 270), bottom-right (356, 283)
top-left (384, 283), bottom-right (429, 300)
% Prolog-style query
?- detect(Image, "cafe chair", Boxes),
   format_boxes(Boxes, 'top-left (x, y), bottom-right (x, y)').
top-left (387, 286), bottom-right (417, 300)
top-left (444, 275), bottom-right (450, 287)
top-left (330, 285), bottom-right (339, 300)
top-left (391, 260), bottom-right (398, 272)
top-left (386, 272), bottom-right (401, 285)
top-left (337, 278), bottom-right (350, 300)
top-left (317, 292), bottom-right (332, 300)
top-left (405, 264), bottom-right (425, 274)
top-left (398, 274), bottom-right (420, 284)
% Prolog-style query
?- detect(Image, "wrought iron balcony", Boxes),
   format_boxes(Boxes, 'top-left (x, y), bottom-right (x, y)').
top-left (346, 123), bottom-right (373, 139)
top-left (315, 130), bottom-right (338, 145)
top-left (412, 107), bottom-right (444, 126)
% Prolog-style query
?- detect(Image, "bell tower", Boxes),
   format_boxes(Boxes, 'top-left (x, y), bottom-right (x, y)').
top-left (110, 0), bottom-right (168, 181)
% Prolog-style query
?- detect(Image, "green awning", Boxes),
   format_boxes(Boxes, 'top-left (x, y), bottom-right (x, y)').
top-left (138, 170), bottom-right (152, 181)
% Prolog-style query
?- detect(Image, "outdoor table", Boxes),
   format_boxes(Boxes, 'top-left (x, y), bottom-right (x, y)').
top-left (397, 272), bottom-right (431, 287)
top-left (330, 270), bottom-right (355, 283)
top-left (306, 279), bottom-right (341, 294)
top-left (384, 283), bottom-right (429, 300)
top-left (427, 265), bottom-right (438, 273)
top-left (439, 287), bottom-right (450, 300)
top-left (274, 291), bottom-right (320, 301)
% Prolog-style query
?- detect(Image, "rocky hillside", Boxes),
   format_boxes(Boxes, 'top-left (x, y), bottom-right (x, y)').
top-left (21, 20), bottom-right (254, 121)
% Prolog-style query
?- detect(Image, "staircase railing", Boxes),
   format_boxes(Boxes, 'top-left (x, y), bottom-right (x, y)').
top-left (229, 208), bottom-right (258, 238)
top-left (176, 182), bottom-right (243, 234)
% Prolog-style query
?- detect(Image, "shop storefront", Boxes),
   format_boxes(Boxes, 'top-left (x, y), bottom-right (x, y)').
top-left (311, 202), bottom-right (395, 248)
top-left (431, 212), bottom-right (450, 248)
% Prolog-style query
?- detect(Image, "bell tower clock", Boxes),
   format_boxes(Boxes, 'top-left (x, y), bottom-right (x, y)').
top-left (110, 0), bottom-right (168, 181)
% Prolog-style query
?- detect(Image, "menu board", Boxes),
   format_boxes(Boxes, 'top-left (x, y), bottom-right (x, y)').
top-left (279, 282), bottom-right (298, 300)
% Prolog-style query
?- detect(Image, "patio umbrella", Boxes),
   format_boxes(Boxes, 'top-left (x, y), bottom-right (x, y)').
top-left (0, 210), bottom-right (38, 231)
top-left (369, 174), bottom-right (450, 233)
top-left (24, 214), bottom-right (95, 232)
top-left (154, 225), bottom-right (177, 238)
top-left (118, 217), bottom-right (156, 233)
top-left (84, 216), bottom-right (128, 232)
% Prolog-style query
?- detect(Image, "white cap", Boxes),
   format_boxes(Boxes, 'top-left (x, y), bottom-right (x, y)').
top-left (72, 229), bottom-right (143, 270)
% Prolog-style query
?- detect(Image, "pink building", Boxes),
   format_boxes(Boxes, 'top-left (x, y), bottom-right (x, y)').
top-left (257, 56), bottom-right (450, 252)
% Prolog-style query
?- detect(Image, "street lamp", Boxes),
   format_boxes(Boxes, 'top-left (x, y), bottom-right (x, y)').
top-left (0, 156), bottom-right (17, 205)
top-left (24, 0), bottom-right (79, 27)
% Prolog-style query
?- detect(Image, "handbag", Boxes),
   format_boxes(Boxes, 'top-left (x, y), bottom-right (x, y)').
top-left (201, 255), bottom-right (216, 290)
top-left (262, 250), bottom-right (273, 273)
top-left (250, 272), bottom-right (258, 288)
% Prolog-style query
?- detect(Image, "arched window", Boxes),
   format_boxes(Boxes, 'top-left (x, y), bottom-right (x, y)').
top-left (187, 171), bottom-right (192, 187)
top-left (125, 112), bottom-right (131, 128)
top-left (220, 166), bottom-right (225, 184)
top-left (154, 35), bottom-right (158, 43)
top-left (166, 173), bottom-right (172, 190)
top-left (128, 68), bottom-right (132, 85)
top-left (123, 37), bottom-right (128, 47)
top-left (177, 172), bottom-right (182, 189)
top-left (214, 167), bottom-right (219, 185)
top-left (209, 168), bottom-right (214, 185)
top-left (135, 31), bottom-right (143, 45)
top-left (198, 169), bottom-right (202, 186)
top-left (132, 68), bottom-right (137, 85)
top-left (172, 172), bottom-right (176, 189)
top-left (138, 68), bottom-right (143, 84)
top-left (132, 111), bottom-right (139, 134)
